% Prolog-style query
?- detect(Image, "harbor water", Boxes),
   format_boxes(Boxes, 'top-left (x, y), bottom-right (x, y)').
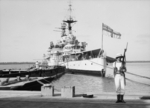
top-left (51, 62), bottom-right (150, 94)
top-left (0, 62), bottom-right (150, 94)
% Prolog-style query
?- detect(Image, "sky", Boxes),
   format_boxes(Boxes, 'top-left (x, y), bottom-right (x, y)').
top-left (0, 0), bottom-right (150, 62)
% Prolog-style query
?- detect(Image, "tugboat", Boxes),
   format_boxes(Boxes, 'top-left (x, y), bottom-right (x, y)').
top-left (45, 3), bottom-right (117, 77)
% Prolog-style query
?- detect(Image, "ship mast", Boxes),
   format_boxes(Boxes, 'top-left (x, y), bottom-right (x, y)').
top-left (63, 3), bottom-right (77, 34)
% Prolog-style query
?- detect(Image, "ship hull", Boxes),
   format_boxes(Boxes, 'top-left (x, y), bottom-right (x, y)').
top-left (0, 66), bottom-right (65, 78)
top-left (66, 68), bottom-right (105, 77)
top-left (64, 57), bottom-right (107, 77)
top-left (0, 66), bottom-right (65, 90)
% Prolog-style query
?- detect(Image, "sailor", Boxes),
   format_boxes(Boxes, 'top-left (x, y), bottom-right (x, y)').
top-left (35, 61), bottom-right (39, 69)
top-left (113, 53), bottom-right (126, 103)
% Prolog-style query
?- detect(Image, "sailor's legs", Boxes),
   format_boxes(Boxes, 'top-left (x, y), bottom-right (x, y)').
top-left (114, 74), bottom-right (125, 95)
top-left (115, 74), bottom-right (126, 103)
top-left (120, 75), bottom-right (125, 95)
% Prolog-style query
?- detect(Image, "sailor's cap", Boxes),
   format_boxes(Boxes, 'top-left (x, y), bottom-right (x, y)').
top-left (116, 53), bottom-right (122, 58)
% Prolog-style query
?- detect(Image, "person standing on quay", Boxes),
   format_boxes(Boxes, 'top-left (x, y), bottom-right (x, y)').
top-left (113, 53), bottom-right (126, 103)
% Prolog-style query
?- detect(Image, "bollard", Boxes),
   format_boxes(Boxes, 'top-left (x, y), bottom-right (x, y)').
top-left (41, 84), bottom-right (54, 97)
top-left (61, 86), bottom-right (75, 98)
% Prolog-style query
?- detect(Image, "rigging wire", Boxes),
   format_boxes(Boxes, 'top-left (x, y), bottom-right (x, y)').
top-left (61, 58), bottom-right (150, 80)
top-left (88, 59), bottom-right (150, 80)
top-left (46, 53), bottom-right (150, 86)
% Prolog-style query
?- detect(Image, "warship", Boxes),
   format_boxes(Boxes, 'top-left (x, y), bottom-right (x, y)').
top-left (45, 3), bottom-right (117, 77)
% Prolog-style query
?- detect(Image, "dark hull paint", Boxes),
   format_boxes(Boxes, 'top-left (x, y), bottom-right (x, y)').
top-left (0, 67), bottom-right (65, 91)
top-left (0, 66), bottom-right (65, 78)
top-left (66, 68), bottom-right (105, 77)
top-left (14, 73), bottom-right (64, 91)
top-left (0, 73), bottom-right (65, 91)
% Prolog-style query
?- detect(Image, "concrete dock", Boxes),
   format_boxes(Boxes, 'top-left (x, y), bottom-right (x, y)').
top-left (0, 90), bottom-right (150, 108)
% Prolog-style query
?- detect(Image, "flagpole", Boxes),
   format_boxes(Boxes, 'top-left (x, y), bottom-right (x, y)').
top-left (98, 24), bottom-right (103, 57)
top-left (101, 26), bottom-right (103, 51)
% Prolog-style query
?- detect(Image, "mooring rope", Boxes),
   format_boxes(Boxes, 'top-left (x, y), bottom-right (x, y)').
top-left (49, 59), bottom-right (150, 86)
top-left (108, 66), bottom-right (150, 80)
top-left (42, 79), bottom-right (51, 83)
top-left (125, 77), bottom-right (150, 86)
top-left (36, 80), bottom-right (45, 85)
top-left (125, 71), bottom-right (150, 79)
top-left (88, 60), bottom-right (150, 80)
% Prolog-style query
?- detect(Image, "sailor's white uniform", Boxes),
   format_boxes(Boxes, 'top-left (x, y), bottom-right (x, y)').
top-left (113, 61), bottom-right (125, 95)
top-left (113, 53), bottom-right (127, 103)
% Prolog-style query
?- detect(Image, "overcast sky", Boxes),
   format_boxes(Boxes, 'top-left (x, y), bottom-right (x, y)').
top-left (0, 0), bottom-right (150, 62)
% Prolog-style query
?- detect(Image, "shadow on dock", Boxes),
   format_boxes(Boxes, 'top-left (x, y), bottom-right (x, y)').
top-left (0, 96), bottom-right (149, 108)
